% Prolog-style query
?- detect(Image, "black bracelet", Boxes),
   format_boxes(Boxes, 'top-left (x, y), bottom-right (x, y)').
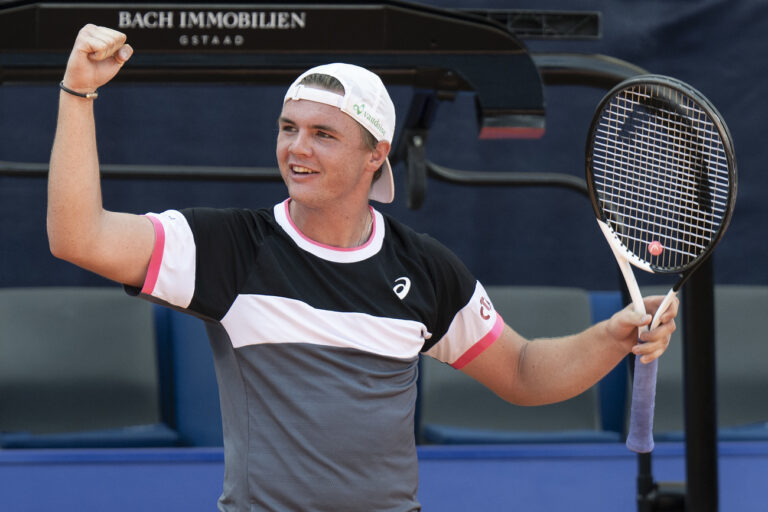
top-left (59, 81), bottom-right (99, 100)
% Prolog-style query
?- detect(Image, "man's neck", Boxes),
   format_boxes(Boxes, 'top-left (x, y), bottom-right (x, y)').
top-left (287, 199), bottom-right (373, 248)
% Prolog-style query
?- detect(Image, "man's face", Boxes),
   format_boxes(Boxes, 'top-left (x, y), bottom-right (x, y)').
top-left (276, 98), bottom-right (377, 207)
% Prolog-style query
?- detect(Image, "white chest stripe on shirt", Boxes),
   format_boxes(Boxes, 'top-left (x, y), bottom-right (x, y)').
top-left (221, 294), bottom-right (429, 359)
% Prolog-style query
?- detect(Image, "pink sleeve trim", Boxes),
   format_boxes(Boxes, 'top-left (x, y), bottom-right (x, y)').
top-left (450, 313), bottom-right (504, 370)
top-left (141, 215), bottom-right (166, 295)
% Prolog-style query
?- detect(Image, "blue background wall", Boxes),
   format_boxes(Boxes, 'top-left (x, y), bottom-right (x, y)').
top-left (1, 0), bottom-right (765, 291)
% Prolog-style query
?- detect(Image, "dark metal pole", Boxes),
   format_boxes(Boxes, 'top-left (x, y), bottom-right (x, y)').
top-left (636, 450), bottom-right (656, 512)
top-left (681, 258), bottom-right (719, 512)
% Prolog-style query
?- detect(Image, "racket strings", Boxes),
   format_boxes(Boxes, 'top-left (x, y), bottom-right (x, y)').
top-left (592, 84), bottom-right (731, 271)
top-left (592, 134), bottom-right (730, 194)
top-left (593, 162), bottom-right (729, 219)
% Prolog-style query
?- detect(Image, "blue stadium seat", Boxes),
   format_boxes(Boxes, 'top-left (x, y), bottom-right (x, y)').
top-left (652, 285), bottom-right (768, 442)
top-left (0, 287), bottom-right (179, 448)
top-left (418, 286), bottom-right (624, 444)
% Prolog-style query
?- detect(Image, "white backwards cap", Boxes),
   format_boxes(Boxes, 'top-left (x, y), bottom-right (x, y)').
top-left (284, 63), bottom-right (396, 203)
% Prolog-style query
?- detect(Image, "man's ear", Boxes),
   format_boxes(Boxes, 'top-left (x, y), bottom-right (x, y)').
top-left (367, 140), bottom-right (391, 171)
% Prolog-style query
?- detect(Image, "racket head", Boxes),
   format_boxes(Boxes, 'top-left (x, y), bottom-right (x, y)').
top-left (586, 74), bottom-right (737, 275)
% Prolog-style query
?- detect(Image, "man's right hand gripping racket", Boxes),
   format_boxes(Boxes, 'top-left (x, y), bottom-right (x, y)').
top-left (585, 75), bottom-right (737, 453)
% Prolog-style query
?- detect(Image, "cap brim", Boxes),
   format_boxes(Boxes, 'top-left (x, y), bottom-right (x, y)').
top-left (368, 158), bottom-right (394, 203)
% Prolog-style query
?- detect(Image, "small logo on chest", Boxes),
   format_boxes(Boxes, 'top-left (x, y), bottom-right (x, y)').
top-left (393, 277), bottom-right (411, 300)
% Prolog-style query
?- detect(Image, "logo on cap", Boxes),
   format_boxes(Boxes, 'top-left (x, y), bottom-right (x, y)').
top-left (353, 103), bottom-right (386, 138)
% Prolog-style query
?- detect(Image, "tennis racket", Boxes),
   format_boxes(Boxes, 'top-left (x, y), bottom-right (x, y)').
top-left (585, 75), bottom-right (737, 453)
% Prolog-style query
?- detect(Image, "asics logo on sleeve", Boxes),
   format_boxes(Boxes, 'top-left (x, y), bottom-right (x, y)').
top-left (393, 277), bottom-right (411, 300)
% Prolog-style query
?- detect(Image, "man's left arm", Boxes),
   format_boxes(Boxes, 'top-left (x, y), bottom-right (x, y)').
top-left (460, 294), bottom-right (678, 406)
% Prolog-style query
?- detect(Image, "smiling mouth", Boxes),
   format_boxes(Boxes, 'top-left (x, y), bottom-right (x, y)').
top-left (291, 165), bottom-right (317, 174)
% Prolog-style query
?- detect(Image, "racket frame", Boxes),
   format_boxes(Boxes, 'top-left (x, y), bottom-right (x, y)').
top-left (587, 74), bottom-right (737, 279)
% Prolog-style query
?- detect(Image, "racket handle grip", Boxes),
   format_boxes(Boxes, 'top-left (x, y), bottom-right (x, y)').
top-left (625, 357), bottom-right (658, 453)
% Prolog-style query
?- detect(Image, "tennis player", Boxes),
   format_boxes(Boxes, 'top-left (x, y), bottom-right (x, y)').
top-left (47, 24), bottom-right (679, 511)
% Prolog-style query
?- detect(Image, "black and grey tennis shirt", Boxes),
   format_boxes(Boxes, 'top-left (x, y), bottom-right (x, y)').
top-left (139, 199), bottom-right (503, 511)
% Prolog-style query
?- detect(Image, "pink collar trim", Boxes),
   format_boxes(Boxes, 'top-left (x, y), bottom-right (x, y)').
top-left (275, 199), bottom-right (384, 263)
top-left (283, 199), bottom-right (376, 252)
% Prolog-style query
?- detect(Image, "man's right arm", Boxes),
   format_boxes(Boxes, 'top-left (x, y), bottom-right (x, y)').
top-left (47, 24), bottom-right (154, 288)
